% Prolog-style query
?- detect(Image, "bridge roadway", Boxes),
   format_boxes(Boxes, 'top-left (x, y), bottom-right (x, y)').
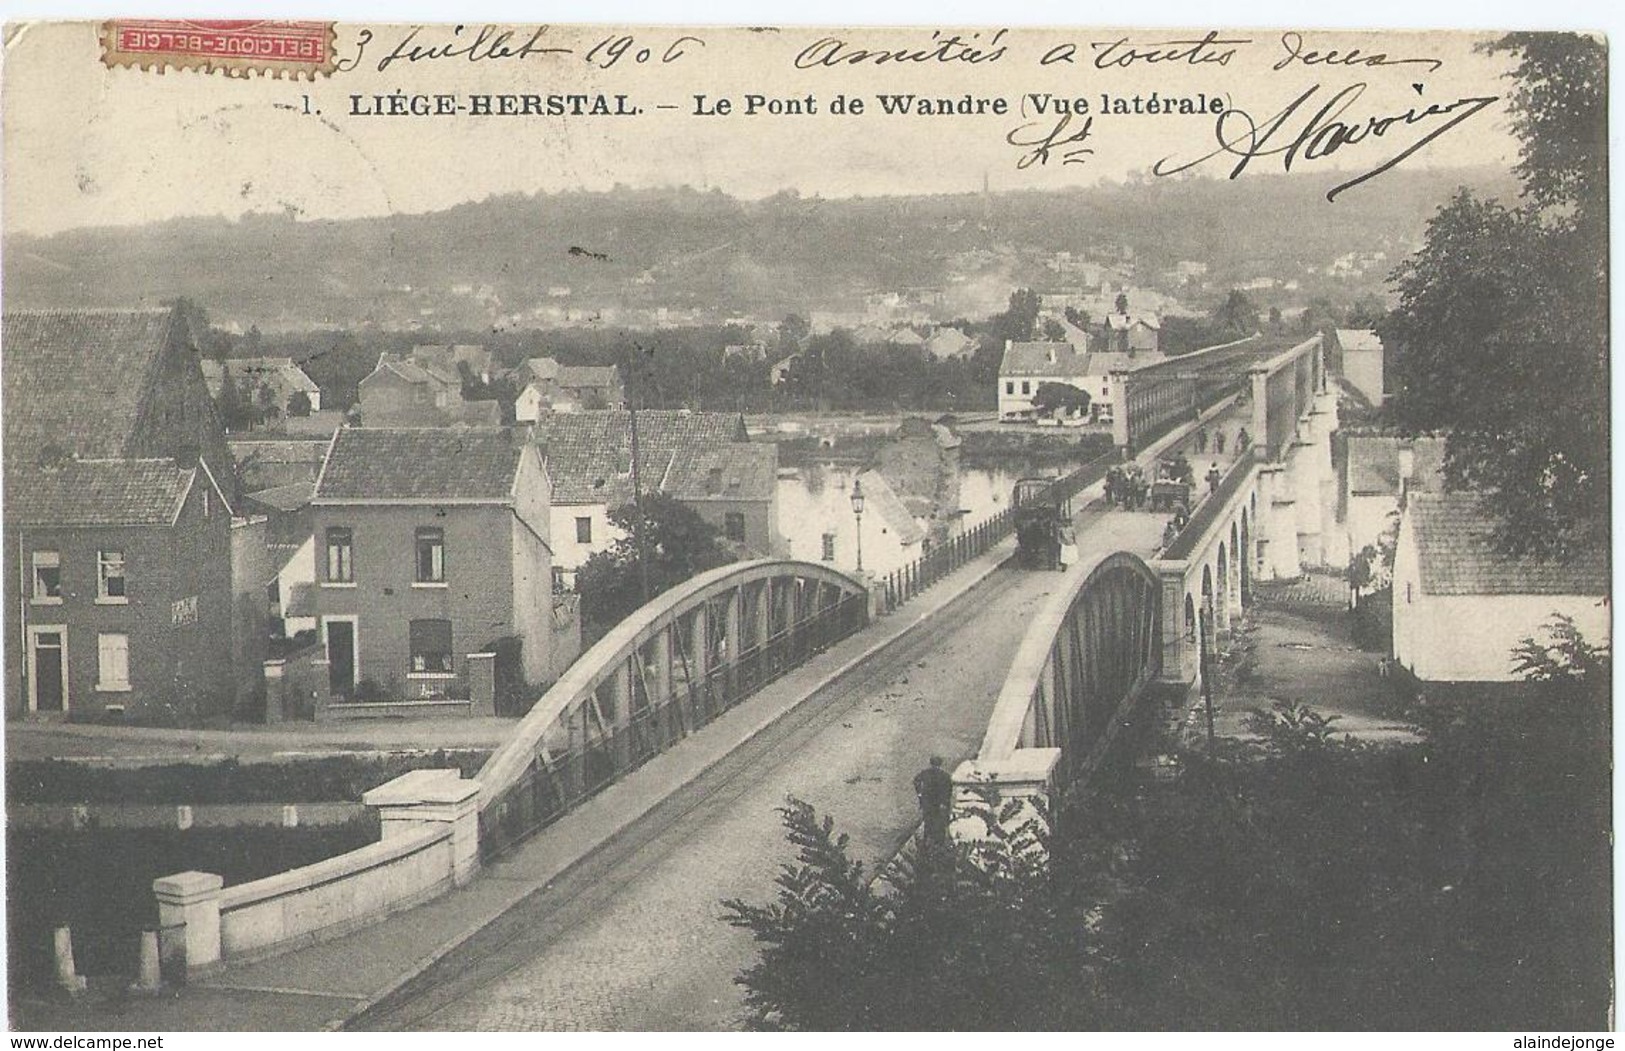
top-left (353, 507), bottom-right (1167, 1031)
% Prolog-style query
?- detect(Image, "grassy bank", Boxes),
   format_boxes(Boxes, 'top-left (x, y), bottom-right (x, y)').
top-left (7, 749), bottom-right (491, 805)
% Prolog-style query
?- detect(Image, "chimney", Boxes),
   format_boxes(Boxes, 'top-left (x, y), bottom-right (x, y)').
top-left (707, 467), bottom-right (724, 495)
top-left (1397, 447), bottom-right (1416, 498)
top-left (1046, 346), bottom-right (1056, 365)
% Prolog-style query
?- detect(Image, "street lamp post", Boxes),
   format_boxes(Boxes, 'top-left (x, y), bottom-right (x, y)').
top-left (850, 477), bottom-right (866, 573)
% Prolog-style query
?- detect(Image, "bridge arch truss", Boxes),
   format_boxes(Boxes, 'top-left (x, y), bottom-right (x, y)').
top-left (476, 559), bottom-right (869, 857)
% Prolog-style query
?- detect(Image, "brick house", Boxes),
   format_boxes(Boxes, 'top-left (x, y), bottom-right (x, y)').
top-left (3, 307), bottom-right (243, 723)
top-left (357, 352), bottom-right (501, 427)
top-left (305, 426), bottom-right (568, 701)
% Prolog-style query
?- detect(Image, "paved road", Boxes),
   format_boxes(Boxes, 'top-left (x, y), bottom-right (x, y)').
top-left (356, 508), bottom-right (1165, 1032)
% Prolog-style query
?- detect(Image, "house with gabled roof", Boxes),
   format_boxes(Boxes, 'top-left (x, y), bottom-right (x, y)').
top-left (304, 426), bottom-right (570, 704)
top-left (3, 306), bottom-right (248, 723)
top-left (200, 356), bottom-right (322, 417)
top-left (357, 351), bottom-right (501, 427)
top-left (1391, 493), bottom-right (1610, 683)
top-left (529, 410), bottom-right (778, 584)
top-left (1332, 328), bottom-right (1386, 407)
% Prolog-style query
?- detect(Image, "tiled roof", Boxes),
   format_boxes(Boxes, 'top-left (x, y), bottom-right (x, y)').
top-left (556, 365), bottom-right (620, 389)
top-left (244, 482), bottom-right (314, 513)
top-left (661, 442), bottom-right (777, 502)
top-left (1336, 328), bottom-right (1382, 352)
top-left (313, 427), bottom-right (530, 503)
top-left (1346, 435), bottom-right (1448, 495)
top-left (523, 357), bottom-right (562, 383)
top-left (999, 341), bottom-right (1161, 380)
top-left (532, 410), bottom-right (749, 505)
top-left (2, 308), bottom-right (178, 464)
top-left (1409, 493), bottom-right (1608, 596)
top-left (1000, 341), bottom-right (1090, 378)
top-left (7, 458), bottom-right (195, 527)
top-left (1105, 313), bottom-right (1160, 331)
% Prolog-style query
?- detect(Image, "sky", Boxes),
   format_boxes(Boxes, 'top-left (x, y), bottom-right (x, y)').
top-left (2, 21), bottom-right (1526, 237)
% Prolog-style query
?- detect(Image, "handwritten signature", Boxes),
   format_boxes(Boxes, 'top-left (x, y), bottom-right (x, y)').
top-left (1153, 82), bottom-right (1497, 200)
top-left (1274, 32), bottom-right (1444, 73)
top-left (1006, 113), bottom-right (1096, 169)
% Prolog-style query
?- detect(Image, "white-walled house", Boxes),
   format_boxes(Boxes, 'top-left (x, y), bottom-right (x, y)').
top-left (1391, 493), bottom-right (1609, 683)
top-left (998, 340), bottom-right (1164, 422)
top-left (776, 466), bottom-right (924, 579)
top-left (1340, 432), bottom-right (1447, 556)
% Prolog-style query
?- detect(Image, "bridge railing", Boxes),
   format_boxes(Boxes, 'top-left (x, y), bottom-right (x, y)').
top-left (879, 449), bottom-right (1120, 614)
top-left (477, 560), bottom-right (869, 859)
top-left (1160, 447), bottom-right (1260, 561)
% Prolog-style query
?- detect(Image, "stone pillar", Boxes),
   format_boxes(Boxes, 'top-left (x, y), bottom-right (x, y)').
top-left (309, 657), bottom-right (333, 721)
top-left (362, 769), bottom-right (483, 886)
top-left (1109, 370), bottom-right (1131, 451)
top-left (950, 749), bottom-right (1062, 854)
top-left (53, 927), bottom-right (86, 994)
top-left (1250, 368), bottom-right (1271, 457)
top-left (1258, 463), bottom-right (1301, 580)
top-left (153, 871), bottom-right (223, 977)
top-left (1290, 430), bottom-right (1326, 568)
top-left (1155, 565), bottom-right (1194, 684)
top-left (262, 659), bottom-right (286, 724)
top-left (467, 651), bottom-right (496, 717)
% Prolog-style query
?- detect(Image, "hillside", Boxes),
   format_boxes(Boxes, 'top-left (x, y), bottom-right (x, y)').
top-left (2, 167), bottom-right (1514, 330)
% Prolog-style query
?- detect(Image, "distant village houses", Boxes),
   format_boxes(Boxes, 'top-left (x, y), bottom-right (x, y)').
top-left (513, 357), bottom-right (626, 420)
top-left (357, 349), bottom-right (502, 427)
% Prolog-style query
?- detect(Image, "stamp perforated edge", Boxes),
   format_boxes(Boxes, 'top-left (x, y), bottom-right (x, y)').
top-left (99, 20), bottom-right (338, 79)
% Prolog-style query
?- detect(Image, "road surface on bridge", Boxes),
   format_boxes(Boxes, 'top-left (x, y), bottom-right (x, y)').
top-left (355, 508), bottom-right (1166, 1032)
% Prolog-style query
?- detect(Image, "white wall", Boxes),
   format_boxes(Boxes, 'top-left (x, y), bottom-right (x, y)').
top-left (549, 503), bottom-right (622, 584)
top-left (277, 536), bottom-right (317, 635)
top-left (999, 372), bottom-right (1103, 419)
top-left (1396, 589), bottom-right (1610, 682)
top-left (775, 467), bottom-right (921, 578)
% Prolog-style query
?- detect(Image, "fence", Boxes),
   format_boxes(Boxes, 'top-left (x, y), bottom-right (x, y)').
top-left (878, 450), bottom-right (1120, 614)
top-left (479, 589), bottom-right (868, 858)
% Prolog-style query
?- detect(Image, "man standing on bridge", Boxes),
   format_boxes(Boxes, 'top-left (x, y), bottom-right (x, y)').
top-left (914, 756), bottom-right (954, 848)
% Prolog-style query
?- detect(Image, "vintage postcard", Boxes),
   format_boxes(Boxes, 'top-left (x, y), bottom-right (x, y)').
top-left (1, 20), bottom-right (1611, 1034)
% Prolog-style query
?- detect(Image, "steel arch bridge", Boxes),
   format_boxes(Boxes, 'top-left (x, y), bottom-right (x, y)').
top-left (966, 551), bottom-right (1162, 800)
top-left (477, 558), bottom-right (869, 857)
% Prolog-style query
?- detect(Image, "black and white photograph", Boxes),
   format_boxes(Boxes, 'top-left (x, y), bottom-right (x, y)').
top-left (0, 16), bottom-right (1612, 1034)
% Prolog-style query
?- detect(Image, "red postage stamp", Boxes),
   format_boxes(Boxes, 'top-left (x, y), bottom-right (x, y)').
top-left (99, 19), bottom-right (337, 78)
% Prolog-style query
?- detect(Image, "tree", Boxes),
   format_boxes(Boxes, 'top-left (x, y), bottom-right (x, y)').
top-left (215, 365), bottom-right (260, 432)
top-left (1062, 306), bottom-right (1090, 331)
top-left (1038, 317), bottom-right (1067, 343)
top-left (778, 313), bottom-right (811, 352)
top-left (1380, 33), bottom-right (1606, 554)
top-left (724, 796), bottom-right (1103, 1031)
top-left (286, 389), bottom-right (313, 417)
top-left (1210, 289), bottom-right (1260, 340)
top-left (1113, 291), bottom-right (1129, 315)
top-left (1032, 381), bottom-right (1090, 418)
top-left (576, 492), bottom-right (734, 630)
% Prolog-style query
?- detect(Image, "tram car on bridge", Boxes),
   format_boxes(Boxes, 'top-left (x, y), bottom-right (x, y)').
top-left (1012, 477), bottom-right (1066, 569)
top-left (1150, 456), bottom-right (1193, 512)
